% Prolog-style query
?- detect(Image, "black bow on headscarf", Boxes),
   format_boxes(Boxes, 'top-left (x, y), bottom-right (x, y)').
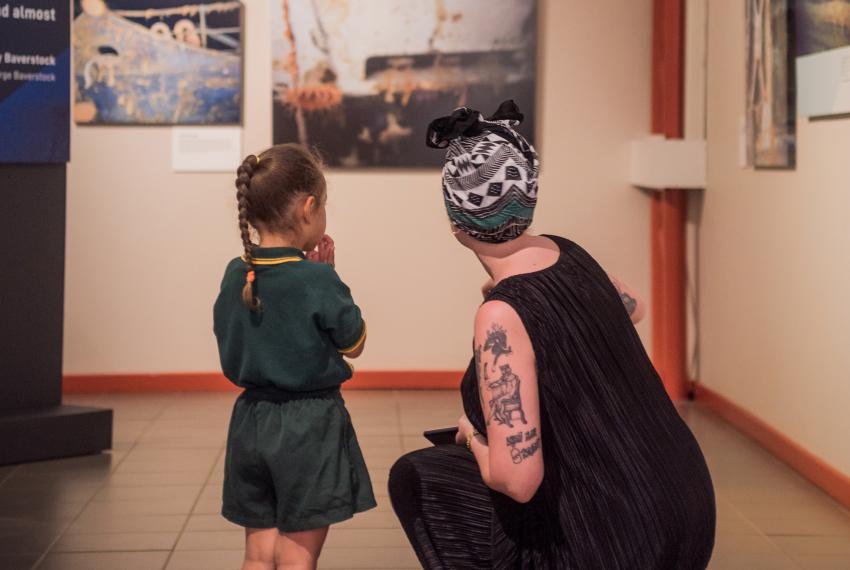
top-left (425, 100), bottom-right (525, 149)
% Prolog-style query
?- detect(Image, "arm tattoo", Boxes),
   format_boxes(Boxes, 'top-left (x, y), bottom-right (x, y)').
top-left (612, 280), bottom-right (637, 316)
top-left (479, 323), bottom-right (527, 428)
top-left (486, 363), bottom-right (528, 427)
top-left (483, 324), bottom-right (512, 366)
top-left (505, 428), bottom-right (541, 464)
top-left (620, 292), bottom-right (637, 316)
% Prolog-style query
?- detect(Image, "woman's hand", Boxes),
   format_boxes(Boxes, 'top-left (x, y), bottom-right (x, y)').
top-left (306, 235), bottom-right (335, 267)
top-left (455, 414), bottom-right (475, 446)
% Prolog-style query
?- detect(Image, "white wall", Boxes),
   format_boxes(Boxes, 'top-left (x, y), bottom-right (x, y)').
top-left (701, 1), bottom-right (850, 475)
top-left (64, 0), bottom-right (654, 375)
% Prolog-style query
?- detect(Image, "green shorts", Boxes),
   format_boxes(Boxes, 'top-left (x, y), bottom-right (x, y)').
top-left (222, 386), bottom-right (376, 532)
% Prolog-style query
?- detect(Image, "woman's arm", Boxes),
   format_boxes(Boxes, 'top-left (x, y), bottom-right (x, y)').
top-left (463, 300), bottom-right (544, 503)
top-left (608, 273), bottom-right (647, 324)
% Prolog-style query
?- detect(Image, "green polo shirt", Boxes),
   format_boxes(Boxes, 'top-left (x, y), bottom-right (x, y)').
top-left (213, 247), bottom-right (366, 391)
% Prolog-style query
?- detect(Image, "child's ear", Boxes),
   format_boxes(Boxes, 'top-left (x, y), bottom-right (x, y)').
top-left (302, 195), bottom-right (316, 221)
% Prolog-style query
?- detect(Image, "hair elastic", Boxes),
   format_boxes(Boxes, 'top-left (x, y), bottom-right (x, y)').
top-left (246, 270), bottom-right (256, 284)
top-left (255, 155), bottom-right (261, 165)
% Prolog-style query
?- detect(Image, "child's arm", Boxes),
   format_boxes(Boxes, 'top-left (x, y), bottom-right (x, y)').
top-left (338, 322), bottom-right (367, 359)
top-left (608, 273), bottom-right (646, 324)
top-left (315, 261), bottom-right (367, 359)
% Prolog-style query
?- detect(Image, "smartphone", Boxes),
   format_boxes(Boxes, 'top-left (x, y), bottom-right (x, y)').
top-left (423, 426), bottom-right (459, 446)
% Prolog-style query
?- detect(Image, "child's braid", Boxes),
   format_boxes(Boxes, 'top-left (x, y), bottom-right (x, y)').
top-left (236, 155), bottom-right (261, 311)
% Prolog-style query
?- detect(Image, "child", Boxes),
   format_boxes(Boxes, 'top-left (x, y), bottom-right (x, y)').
top-left (213, 144), bottom-right (376, 569)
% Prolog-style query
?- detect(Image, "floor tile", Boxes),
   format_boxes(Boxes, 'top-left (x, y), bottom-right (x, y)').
top-left (0, 522), bottom-right (65, 555)
top-left (772, 535), bottom-right (850, 556)
top-left (164, 549), bottom-right (243, 570)
top-left (183, 514), bottom-right (241, 532)
top-left (319, 546), bottom-right (419, 568)
top-left (93, 484), bottom-right (203, 502)
top-left (708, 533), bottom-right (800, 570)
top-left (175, 530), bottom-right (243, 551)
top-left (4, 392), bottom-right (850, 570)
top-left (37, 551), bottom-right (170, 570)
top-left (735, 503), bottom-right (850, 537)
top-left (790, 555), bottom-right (850, 570)
top-left (324, 527), bottom-right (409, 549)
top-left (66, 514), bottom-right (188, 534)
top-left (107, 471), bottom-right (211, 486)
top-left (334, 509), bottom-right (401, 530)
top-left (77, 497), bottom-right (198, 517)
top-left (53, 531), bottom-right (179, 552)
top-left (0, 465), bottom-right (18, 485)
top-left (0, 552), bottom-right (42, 570)
top-left (112, 420), bottom-right (153, 444)
top-left (190, 496), bottom-right (222, 515)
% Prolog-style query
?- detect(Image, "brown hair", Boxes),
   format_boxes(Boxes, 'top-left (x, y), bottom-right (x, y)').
top-left (234, 143), bottom-right (326, 311)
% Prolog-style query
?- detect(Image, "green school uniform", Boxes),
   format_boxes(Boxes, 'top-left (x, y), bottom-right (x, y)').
top-left (213, 247), bottom-right (376, 532)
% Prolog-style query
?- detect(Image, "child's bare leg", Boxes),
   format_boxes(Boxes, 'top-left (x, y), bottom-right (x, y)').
top-left (243, 527), bottom-right (277, 570)
top-left (274, 526), bottom-right (329, 570)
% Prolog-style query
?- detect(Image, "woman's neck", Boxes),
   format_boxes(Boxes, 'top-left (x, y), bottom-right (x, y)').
top-left (474, 233), bottom-right (534, 283)
top-left (474, 233), bottom-right (558, 285)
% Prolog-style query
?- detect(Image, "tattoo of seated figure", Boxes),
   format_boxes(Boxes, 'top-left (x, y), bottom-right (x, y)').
top-left (484, 324), bottom-right (512, 369)
top-left (505, 430), bottom-right (541, 464)
top-left (486, 363), bottom-right (527, 428)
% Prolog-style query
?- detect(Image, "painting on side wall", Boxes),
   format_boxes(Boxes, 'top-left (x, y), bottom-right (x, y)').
top-left (73, 0), bottom-right (243, 125)
top-left (796, 0), bottom-right (850, 118)
top-left (745, 0), bottom-right (796, 169)
top-left (271, 0), bottom-right (538, 168)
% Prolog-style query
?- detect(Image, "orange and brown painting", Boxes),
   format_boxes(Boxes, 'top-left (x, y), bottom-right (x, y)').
top-left (271, 0), bottom-right (538, 167)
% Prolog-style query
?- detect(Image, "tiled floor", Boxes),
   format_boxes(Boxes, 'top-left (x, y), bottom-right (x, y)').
top-left (1, 390), bottom-right (849, 569)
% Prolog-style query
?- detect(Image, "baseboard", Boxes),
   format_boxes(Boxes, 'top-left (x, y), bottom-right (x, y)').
top-left (696, 384), bottom-right (850, 510)
top-left (62, 370), bottom-right (463, 393)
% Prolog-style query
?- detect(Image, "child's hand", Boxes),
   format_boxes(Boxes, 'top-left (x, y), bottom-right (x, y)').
top-left (306, 235), bottom-right (335, 267)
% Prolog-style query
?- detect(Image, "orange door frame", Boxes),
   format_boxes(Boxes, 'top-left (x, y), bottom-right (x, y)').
top-left (651, 0), bottom-right (688, 400)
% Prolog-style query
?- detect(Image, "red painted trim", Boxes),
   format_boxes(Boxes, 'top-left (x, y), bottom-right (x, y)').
top-left (62, 371), bottom-right (462, 394)
top-left (697, 385), bottom-right (850, 510)
top-left (650, 0), bottom-right (688, 400)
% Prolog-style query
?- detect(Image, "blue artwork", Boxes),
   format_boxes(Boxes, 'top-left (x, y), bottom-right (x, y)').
top-left (0, 1), bottom-right (71, 163)
top-left (73, 0), bottom-right (243, 125)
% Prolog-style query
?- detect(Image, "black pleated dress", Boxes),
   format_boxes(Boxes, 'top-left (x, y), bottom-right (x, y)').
top-left (389, 235), bottom-right (716, 569)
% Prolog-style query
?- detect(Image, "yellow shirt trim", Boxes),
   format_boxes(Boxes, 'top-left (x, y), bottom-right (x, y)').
top-left (241, 255), bottom-right (302, 266)
top-left (339, 320), bottom-right (367, 355)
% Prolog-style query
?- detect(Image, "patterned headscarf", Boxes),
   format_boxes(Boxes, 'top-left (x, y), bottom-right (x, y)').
top-left (426, 100), bottom-right (540, 244)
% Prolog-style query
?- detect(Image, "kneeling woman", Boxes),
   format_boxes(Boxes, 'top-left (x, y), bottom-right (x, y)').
top-left (388, 102), bottom-right (716, 569)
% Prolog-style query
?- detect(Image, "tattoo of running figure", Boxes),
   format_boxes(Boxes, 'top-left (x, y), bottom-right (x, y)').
top-left (484, 324), bottom-right (512, 367)
top-left (505, 428), bottom-right (540, 464)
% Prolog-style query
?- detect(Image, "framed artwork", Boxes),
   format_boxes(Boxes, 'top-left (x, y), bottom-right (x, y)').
top-left (0, 1), bottom-right (70, 162)
top-left (73, 0), bottom-right (243, 125)
top-left (796, 0), bottom-right (850, 118)
top-left (745, 0), bottom-right (796, 169)
top-left (271, 0), bottom-right (538, 168)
